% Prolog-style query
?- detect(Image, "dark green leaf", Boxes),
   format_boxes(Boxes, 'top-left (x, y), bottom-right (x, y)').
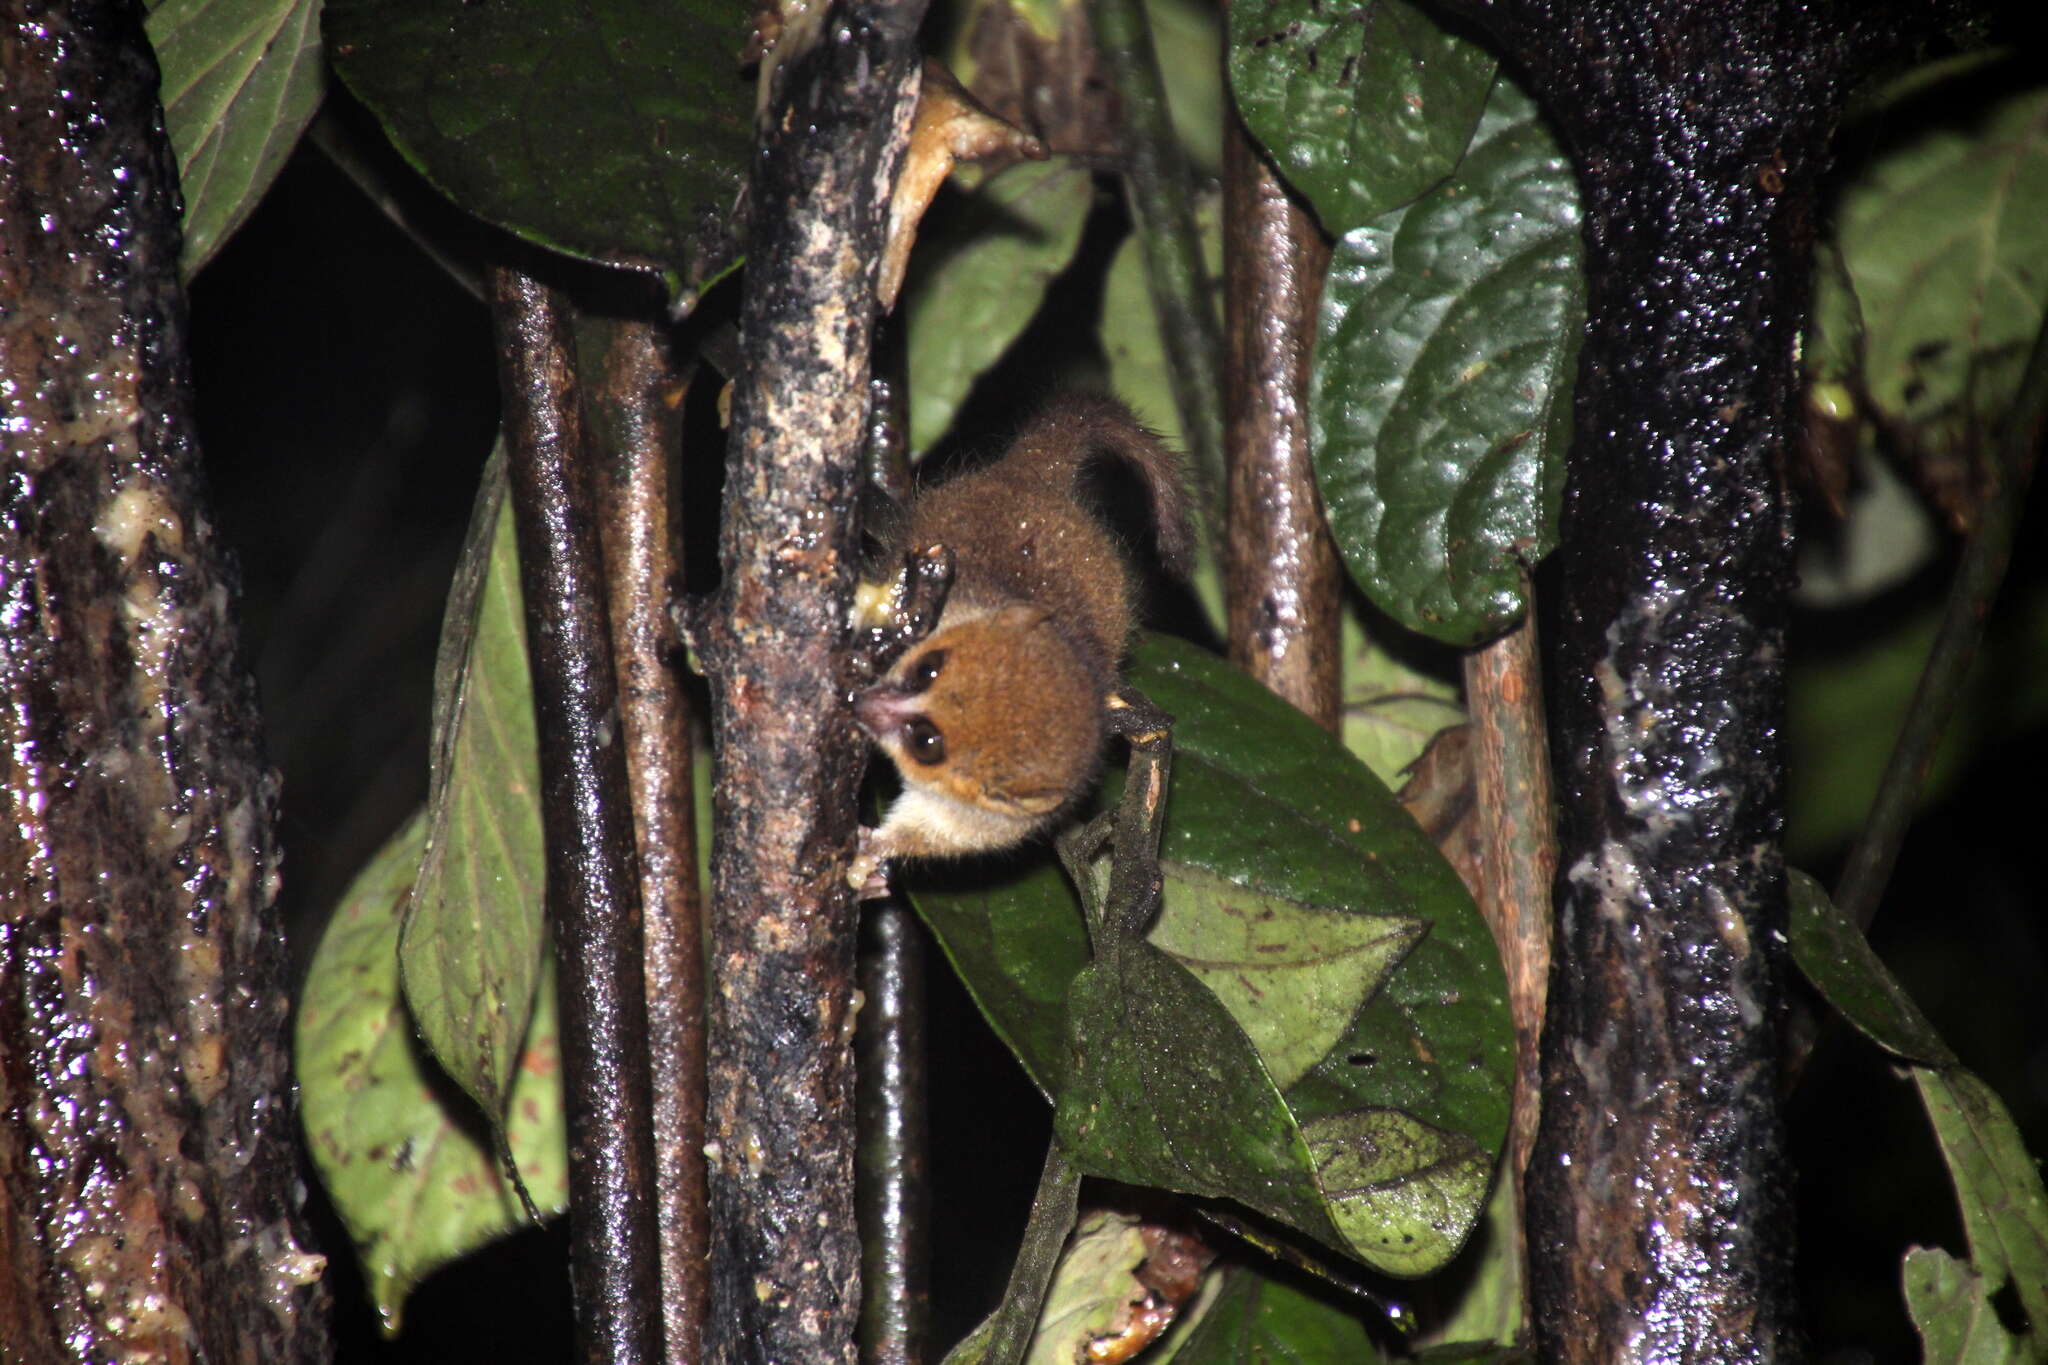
top-left (326, 0), bottom-right (749, 288)
top-left (400, 453), bottom-right (547, 1126)
top-left (913, 636), bottom-right (1512, 1276)
top-left (1162, 1265), bottom-right (1380, 1363)
top-left (1903, 1247), bottom-right (2027, 1365)
top-left (1227, 0), bottom-right (1494, 230)
top-left (298, 812), bottom-right (567, 1330)
top-left (1816, 62), bottom-right (2048, 472)
top-left (905, 159), bottom-right (1096, 455)
top-left (147, 0), bottom-right (326, 277)
top-left (1311, 77), bottom-right (1581, 644)
top-left (1057, 936), bottom-right (1345, 1250)
top-left (1785, 869), bottom-right (1956, 1067)
top-left (1914, 1068), bottom-right (2048, 1349)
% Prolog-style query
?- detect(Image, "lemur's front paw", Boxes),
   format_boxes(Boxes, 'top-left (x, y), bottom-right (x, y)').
top-left (849, 828), bottom-right (894, 900)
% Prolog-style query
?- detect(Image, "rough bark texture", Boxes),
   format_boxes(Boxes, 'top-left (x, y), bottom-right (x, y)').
top-left (1221, 113), bottom-right (1340, 730)
top-left (490, 269), bottom-right (662, 1365)
top-left (1462, 618), bottom-right (1555, 1333)
top-left (586, 320), bottom-right (711, 1365)
top-left (0, 1), bottom-right (330, 1360)
top-left (1433, 2), bottom-right (1855, 1359)
top-left (696, 0), bottom-right (928, 1357)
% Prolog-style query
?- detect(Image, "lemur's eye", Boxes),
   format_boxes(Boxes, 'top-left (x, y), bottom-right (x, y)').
top-left (903, 716), bottom-right (947, 765)
top-left (908, 649), bottom-right (947, 692)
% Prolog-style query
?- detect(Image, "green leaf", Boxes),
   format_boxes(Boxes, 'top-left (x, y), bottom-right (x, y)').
top-left (1227, 0), bottom-right (1494, 231)
top-left (1148, 867), bottom-right (1424, 1091)
top-left (1784, 869), bottom-right (1956, 1067)
top-left (1161, 1265), bottom-right (1379, 1363)
top-left (1913, 1068), bottom-right (2048, 1348)
top-left (913, 636), bottom-right (1512, 1277)
top-left (297, 812), bottom-right (568, 1331)
top-left (1903, 1247), bottom-right (2028, 1365)
top-left (1102, 190), bottom-right (1220, 462)
top-left (1339, 604), bottom-right (1462, 785)
top-left (905, 158), bottom-right (1096, 455)
top-left (1410, 1171), bottom-right (1523, 1349)
top-left (936, 1209), bottom-right (1161, 1365)
top-left (1057, 936), bottom-right (1347, 1253)
top-left (325, 0), bottom-right (749, 289)
top-left (400, 452), bottom-right (547, 1126)
top-left (1311, 76), bottom-right (1582, 644)
top-left (1146, 0), bottom-right (1224, 175)
top-left (1101, 188), bottom-right (1227, 634)
top-left (1819, 62), bottom-right (2048, 471)
top-left (1785, 877), bottom-right (2048, 1356)
top-left (147, 0), bottom-right (326, 277)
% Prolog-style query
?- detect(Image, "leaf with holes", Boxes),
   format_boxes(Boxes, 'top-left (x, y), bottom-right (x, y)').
top-left (912, 636), bottom-right (1511, 1277)
top-left (298, 812), bottom-right (567, 1331)
top-left (1913, 1068), bottom-right (2048, 1354)
top-left (1312, 76), bottom-right (1581, 644)
top-left (1228, 0), bottom-right (1494, 231)
top-left (400, 452), bottom-right (547, 1130)
top-left (326, 0), bottom-right (749, 291)
top-left (147, 0), bottom-right (326, 276)
top-left (1903, 1247), bottom-right (2028, 1365)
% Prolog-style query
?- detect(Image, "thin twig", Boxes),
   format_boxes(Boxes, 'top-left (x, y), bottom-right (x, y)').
top-left (1221, 99), bottom-right (1340, 729)
top-left (489, 267), bottom-right (663, 1365)
top-left (857, 904), bottom-right (932, 1364)
top-left (984, 1142), bottom-right (1085, 1365)
top-left (1462, 608), bottom-right (1555, 1334)
top-left (585, 320), bottom-right (709, 1365)
top-left (1833, 309), bottom-right (2048, 932)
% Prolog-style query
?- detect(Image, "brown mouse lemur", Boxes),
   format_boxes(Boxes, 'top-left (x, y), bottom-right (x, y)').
top-left (848, 394), bottom-right (1193, 895)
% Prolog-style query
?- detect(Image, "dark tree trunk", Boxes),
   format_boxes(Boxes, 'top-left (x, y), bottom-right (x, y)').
top-left (1432, 1), bottom-right (1860, 1359)
top-left (694, 0), bottom-right (928, 1358)
top-left (0, 2), bottom-right (330, 1360)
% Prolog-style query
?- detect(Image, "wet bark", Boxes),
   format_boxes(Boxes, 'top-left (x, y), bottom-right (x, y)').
top-left (693, 0), bottom-right (928, 1358)
top-left (1429, 1), bottom-right (1861, 1359)
top-left (490, 269), bottom-right (663, 1365)
top-left (0, 2), bottom-right (329, 1359)
top-left (584, 320), bottom-right (712, 1365)
top-left (1220, 108), bottom-right (1340, 731)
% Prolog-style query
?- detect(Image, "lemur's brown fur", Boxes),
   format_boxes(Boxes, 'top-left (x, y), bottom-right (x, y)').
top-left (850, 394), bottom-right (1192, 891)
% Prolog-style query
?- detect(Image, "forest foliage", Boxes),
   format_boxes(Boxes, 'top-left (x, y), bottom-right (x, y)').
top-left (134, 0), bottom-right (2048, 1355)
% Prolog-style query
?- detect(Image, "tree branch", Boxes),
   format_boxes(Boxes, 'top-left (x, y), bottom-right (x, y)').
top-left (695, 0), bottom-right (929, 1356)
top-left (1441, 3), bottom-right (1861, 1359)
top-left (584, 320), bottom-right (710, 1365)
top-left (490, 268), bottom-right (663, 1365)
top-left (0, 1), bottom-right (328, 1356)
top-left (1220, 105), bottom-right (1341, 730)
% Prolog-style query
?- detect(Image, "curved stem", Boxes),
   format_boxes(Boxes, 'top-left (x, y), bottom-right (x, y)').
top-left (1833, 308), bottom-right (2048, 932)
